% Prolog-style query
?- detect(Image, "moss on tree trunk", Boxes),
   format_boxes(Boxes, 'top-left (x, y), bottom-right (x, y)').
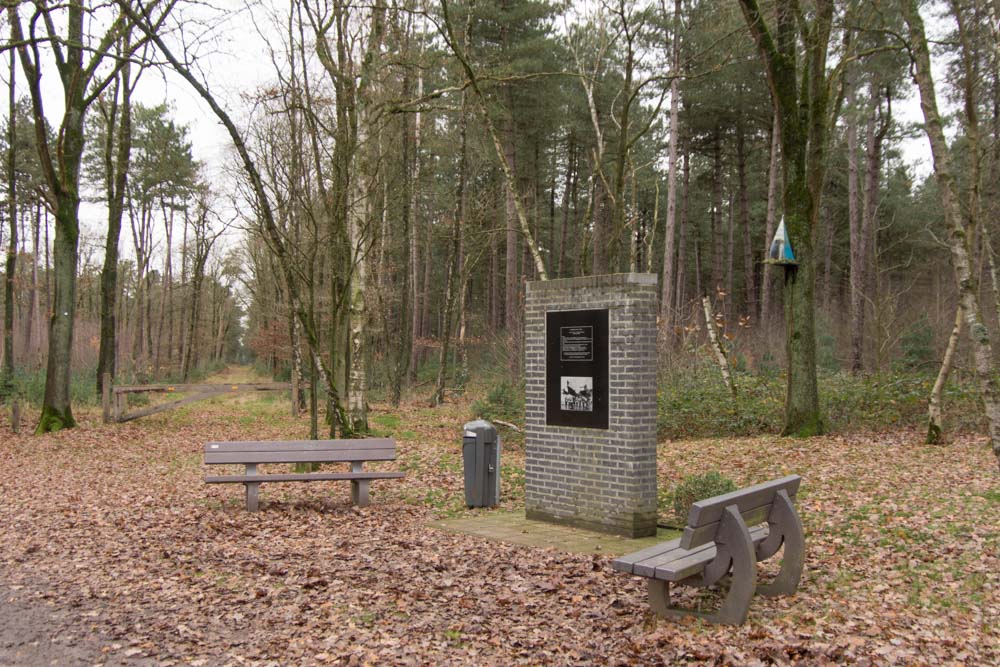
top-left (36, 403), bottom-right (75, 434)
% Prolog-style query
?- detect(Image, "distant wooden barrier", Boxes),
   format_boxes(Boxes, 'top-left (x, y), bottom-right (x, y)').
top-left (103, 373), bottom-right (294, 423)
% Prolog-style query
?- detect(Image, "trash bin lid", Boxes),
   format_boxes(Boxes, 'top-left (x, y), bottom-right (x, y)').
top-left (463, 419), bottom-right (495, 432)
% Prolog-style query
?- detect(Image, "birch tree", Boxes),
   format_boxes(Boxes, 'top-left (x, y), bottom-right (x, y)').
top-left (899, 0), bottom-right (1000, 468)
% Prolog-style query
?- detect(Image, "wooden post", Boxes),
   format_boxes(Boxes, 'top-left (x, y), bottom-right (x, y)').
top-left (113, 390), bottom-right (122, 423)
top-left (102, 372), bottom-right (112, 423)
top-left (291, 371), bottom-right (299, 417)
top-left (11, 399), bottom-right (20, 434)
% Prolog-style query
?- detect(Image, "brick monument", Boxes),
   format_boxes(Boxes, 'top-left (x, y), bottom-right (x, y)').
top-left (524, 273), bottom-right (658, 538)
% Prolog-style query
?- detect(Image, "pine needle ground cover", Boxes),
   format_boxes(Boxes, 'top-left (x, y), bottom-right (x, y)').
top-left (0, 390), bottom-right (997, 665)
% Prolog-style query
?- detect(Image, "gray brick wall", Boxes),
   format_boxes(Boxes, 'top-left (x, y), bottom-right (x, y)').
top-left (524, 273), bottom-right (658, 538)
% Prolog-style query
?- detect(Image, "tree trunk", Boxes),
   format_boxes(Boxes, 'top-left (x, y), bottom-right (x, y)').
top-left (347, 2), bottom-right (386, 433)
top-left (737, 113), bottom-right (756, 321)
top-left (821, 206), bottom-right (836, 312)
top-left (160, 206), bottom-right (174, 372)
top-left (28, 204), bottom-right (41, 361)
top-left (490, 191), bottom-right (501, 330)
top-left (215, 287), bottom-right (228, 361)
top-left (38, 199), bottom-right (80, 432)
top-left (178, 210), bottom-right (189, 372)
top-left (153, 201), bottom-right (170, 373)
top-left (433, 95), bottom-right (468, 406)
top-left (760, 110), bottom-right (781, 324)
top-left (347, 222), bottom-right (369, 432)
top-left (392, 74), bottom-right (413, 407)
top-left (902, 0), bottom-right (1000, 468)
top-left (675, 145), bottom-right (689, 319)
top-left (504, 115), bottom-right (519, 330)
top-left (927, 304), bottom-right (963, 444)
top-left (558, 133), bottom-right (575, 278)
top-left (861, 84), bottom-right (888, 349)
top-left (711, 132), bottom-right (724, 294)
top-left (610, 36), bottom-right (636, 273)
top-left (737, 0), bottom-right (831, 437)
top-left (98, 50), bottom-right (134, 396)
top-left (182, 268), bottom-right (202, 382)
top-left (421, 224), bottom-right (433, 340)
top-left (408, 69), bottom-right (422, 379)
top-left (726, 195), bottom-right (735, 323)
top-left (660, 49), bottom-right (681, 336)
top-left (693, 209), bottom-right (702, 308)
top-left (2, 48), bottom-right (16, 400)
top-left (847, 69), bottom-right (864, 373)
top-left (591, 175), bottom-right (608, 275)
top-left (129, 199), bottom-right (150, 371)
top-left (547, 157), bottom-right (556, 277)
top-left (703, 295), bottom-right (736, 399)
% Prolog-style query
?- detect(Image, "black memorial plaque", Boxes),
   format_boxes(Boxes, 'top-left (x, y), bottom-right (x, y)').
top-left (546, 309), bottom-right (609, 429)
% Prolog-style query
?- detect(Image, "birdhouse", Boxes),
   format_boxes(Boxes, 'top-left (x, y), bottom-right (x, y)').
top-left (764, 217), bottom-right (797, 265)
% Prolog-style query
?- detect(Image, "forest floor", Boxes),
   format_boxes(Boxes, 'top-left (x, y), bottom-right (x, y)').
top-left (0, 367), bottom-right (997, 665)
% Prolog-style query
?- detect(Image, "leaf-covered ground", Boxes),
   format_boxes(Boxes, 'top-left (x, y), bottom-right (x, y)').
top-left (0, 373), bottom-right (997, 665)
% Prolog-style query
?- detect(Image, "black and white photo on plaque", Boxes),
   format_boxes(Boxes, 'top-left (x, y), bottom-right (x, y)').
top-left (560, 376), bottom-right (593, 412)
top-left (545, 309), bottom-right (609, 429)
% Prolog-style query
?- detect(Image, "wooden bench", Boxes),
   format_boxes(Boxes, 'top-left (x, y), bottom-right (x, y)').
top-left (612, 475), bottom-right (804, 625)
top-left (204, 438), bottom-right (404, 512)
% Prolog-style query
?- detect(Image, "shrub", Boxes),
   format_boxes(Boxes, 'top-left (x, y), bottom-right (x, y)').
top-left (13, 364), bottom-right (98, 406)
top-left (671, 471), bottom-right (737, 525)
top-left (470, 381), bottom-right (523, 424)
top-left (657, 354), bottom-right (984, 438)
top-left (657, 358), bottom-right (783, 438)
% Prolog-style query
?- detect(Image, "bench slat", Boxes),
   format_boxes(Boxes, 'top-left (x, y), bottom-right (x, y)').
top-left (205, 449), bottom-right (397, 465)
top-left (611, 538), bottom-right (684, 573)
top-left (656, 525), bottom-right (769, 581)
top-left (621, 525), bottom-right (768, 579)
top-left (632, 538), bottom-right (715, 578)
top-left (205, 471), bottom-right (406, 484)
top-left (614, 523), bottom-right (768, 577)
top-left (205, 438), bottom-right (395, 453)
top-left (681, 502), bottom-right (773, 551)
top-left (627, 525), bottom-right (768, 582)
top-left (686, 475), bottom-right (800, 529)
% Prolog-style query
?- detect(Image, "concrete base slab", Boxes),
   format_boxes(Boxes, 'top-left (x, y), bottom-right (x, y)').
top-left (430, 511), bottom-right (680, 556)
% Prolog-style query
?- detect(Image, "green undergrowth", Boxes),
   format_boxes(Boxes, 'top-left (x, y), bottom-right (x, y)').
top-left (9, 359), bottom-right (232, 408)
top-left (11, 364), bottom-right (98, 407)
top-left (470, 380), bottom-right (524, 424)
top-left (658, 359), bottom-right (984, 439)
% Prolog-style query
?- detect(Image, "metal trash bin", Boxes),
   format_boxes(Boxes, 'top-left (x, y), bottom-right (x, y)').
top-left (462, 419), bottom-right (500, 508)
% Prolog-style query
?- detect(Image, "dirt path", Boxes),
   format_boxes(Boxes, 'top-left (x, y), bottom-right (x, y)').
top-left (0, 583), bottom-right (155, 666)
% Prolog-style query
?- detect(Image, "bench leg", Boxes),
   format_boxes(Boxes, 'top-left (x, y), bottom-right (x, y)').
top-left (351, 479), bottom-right (370, 507)
top-left (245, 464), bottom-right (260, 512)
top-left (349, 461), bottom-right (370, 507)
top-left (756, 490), bottom-right (805, 597)
top-left (647, 579), bottom-right (671, 617)
top-left (710, 505), bottom-right (756, 625)
top-left (647, 505), bottom-right (756, 626)
top-left (245, 483), bottom-right (260, 511)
